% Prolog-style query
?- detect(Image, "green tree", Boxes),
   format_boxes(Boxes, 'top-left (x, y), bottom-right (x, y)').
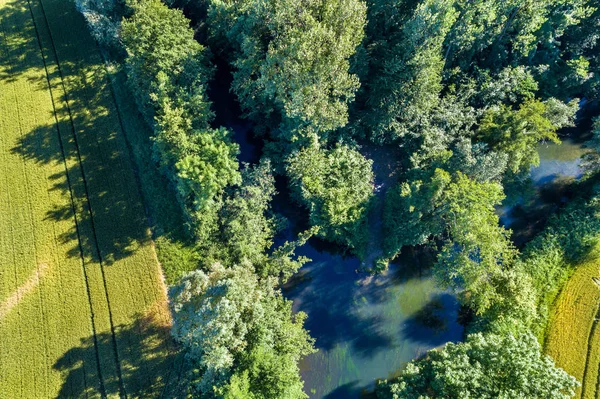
top-left (286, 145), bottom-right (374, 254)
top-left (383, 138), bottom-right (508, 259)
top-left (582, 117), bottom-right (600, 173)
top-left (358, 0), bottom-right (457, 143)
top-left (122, 0), bottom-right (213, 123)
top-left (383, 167), bottom-right (451, 255)
top-left (207, 0), bottom-right (367, 145)
top-left (445, 0), bottom-right (590, 71)
top-left (476, 99), bottom-right (576, 174)
top-left (435, 172), bottom-right (518, 314)
top-left (75, 0), bottom-right (124, 50)
top-left (217, 160), bottom-right (282, 267)
top-left (377, 332), bottom-right (578, 399)
top-left (384, 165), bottom-right (524, 315)
top-left (121, 0), bottom-right (240, 242)
top-left (170, 263), bottom-right (315, 399)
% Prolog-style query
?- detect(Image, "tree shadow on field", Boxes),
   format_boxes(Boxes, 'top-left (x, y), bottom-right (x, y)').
top-left (4, 0), bottom-right (198, 277)
top-left (12, 77), bottom-right (151, 265)
top-left (6, 0), bottom-right (156, 265)
top-left (0, 0), bottom-right (47, 88)
top-left (54, 310), bottom-right (189, 398)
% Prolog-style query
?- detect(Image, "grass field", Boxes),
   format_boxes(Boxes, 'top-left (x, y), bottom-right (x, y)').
top-left (545, 245), bottom-right (600, 399)
top-left (0, 0), bottom-right (186, 396)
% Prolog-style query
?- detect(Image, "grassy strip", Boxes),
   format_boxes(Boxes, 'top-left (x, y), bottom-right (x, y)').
top-left (100, 59), bottom-right (201, 285)
top-left (545, 246), bottom-right (600, 399)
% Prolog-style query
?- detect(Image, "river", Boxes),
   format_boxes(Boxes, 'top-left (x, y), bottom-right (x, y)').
top-left (208, 66), bottom-right (590, 398)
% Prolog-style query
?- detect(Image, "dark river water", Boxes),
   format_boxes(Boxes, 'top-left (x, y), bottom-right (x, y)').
top-left (499, 138), bottom-right (589, 245)
top-left (208, 66), bottom-right (590, 398)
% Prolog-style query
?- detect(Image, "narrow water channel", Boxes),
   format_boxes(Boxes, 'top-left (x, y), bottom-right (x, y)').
top-left (500, 137), bottom-right (589, 245)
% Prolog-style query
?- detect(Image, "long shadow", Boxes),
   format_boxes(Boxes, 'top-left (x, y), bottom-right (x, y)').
top-left (5, 0), bottom-right (166, 266)
top-left (12, 103), bottom-right (149, 265)
top-left (54, 311), bottom-right (188, 398)
top-left (0, 1), bottom-right (147, 264)
top-left (0, 0), bottom-right (47, 85)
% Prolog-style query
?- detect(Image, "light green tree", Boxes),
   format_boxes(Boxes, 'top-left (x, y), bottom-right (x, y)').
top-left (476, 99), bottom-right (577, 174)
top-left (170, 263), bottom-right (315, 399)
top-left (377, 332), bottom-right (578, 399)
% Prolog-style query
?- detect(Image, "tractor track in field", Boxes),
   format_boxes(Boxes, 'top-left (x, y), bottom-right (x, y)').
top-left (22, 2), bottom-right (103, 396)
top-left (24, 0), bottom-right (126, 396)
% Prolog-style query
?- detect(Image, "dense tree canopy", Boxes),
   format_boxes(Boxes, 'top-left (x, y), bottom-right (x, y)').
top-left (170, 263), bottom-right (315, 399)
top-left (75, 0), bottom-right (600, 397)
top-left (358, 0), bottom-right (457, 143)
top-left (435, 172), bottom-right (518, 314)
top-left (121, 0), bottom-right (240, 242)
top-left (287, 145), bottom-right (374, 253)
top-left (207, 0), bottom-right (366, 145)
top-left (377, 332), bottom-right (578, 399)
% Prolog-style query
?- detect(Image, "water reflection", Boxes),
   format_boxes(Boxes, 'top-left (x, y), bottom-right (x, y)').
top-left (530, 138), bottom-right (587, 185)
top-left (282, 245), bottom-right (463, 398)
top-left (501, 138), bottom-right (588, 245)
top-left (208, 61), bottom-right (463, 399)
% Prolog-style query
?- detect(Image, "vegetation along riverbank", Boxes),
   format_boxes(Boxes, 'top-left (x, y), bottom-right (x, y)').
top-left (2, 0), bottom-right (600, 397)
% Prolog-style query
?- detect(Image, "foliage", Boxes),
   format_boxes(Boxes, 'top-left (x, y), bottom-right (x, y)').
top-left (170, 264), bottom-right (315, 399)
top-left (444, 0), bottom-right (591, 72)
top-left (259, 226), bottom-right (318, 282)
top-left (121, 0), bottom-right (241, 242)
top-left (383, 168), bottom-right (450, 254)
top-left (358, 0), bottom-right (457, 143)
top-left (207, 0), bottom-right (367, 145)
top-left (286, 145), bottom-right (374, 253)
top-left (435, 173), bottom-right (520, 314)
top-left (75, 0), bottom-right (123, 49)
top-left (377, 332), bottom-right (579, 399)
top-left (384, 165), bottom-right (528, 317)
top-left (383, 139), bottom-right (508, 258)
top-left (214, 160), bottom-right (313, 281)
top-left (217, 160), bottom-right (281, 267)
top-left (469, 66), bottom-right (538, 108)
top-left (476, 99), bottom-right (572, 174)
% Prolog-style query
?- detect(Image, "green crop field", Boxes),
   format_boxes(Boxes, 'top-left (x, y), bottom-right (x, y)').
top-left (0, 0), bottom-right (185, 396)
top-left (545, 246), bottom-right (600, 399)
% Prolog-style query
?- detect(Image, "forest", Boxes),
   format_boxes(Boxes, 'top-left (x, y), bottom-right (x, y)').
top-left (6, 0), bottom-right (600, 397)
